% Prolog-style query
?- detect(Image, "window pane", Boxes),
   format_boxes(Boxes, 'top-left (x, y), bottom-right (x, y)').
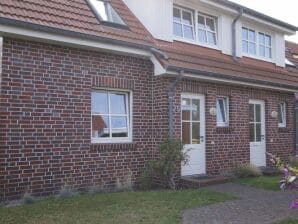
top-left (265, 35), bottom-right (271, 46)
top-left (249, 104), bottom-right (254, 122)
top-left (259, 33), bottom-right (265, 44)
top-left (198, 29), bottom-right (207, 43)
top-left (92, 115), bottom-right (109, 138)
top-left (182, 122), bottom-right (191, 144)
top-left (174, 23), bottom-right (183, 37)
top-left (249, 30), bottom-right (255, 42)
top-left (206, 18), bottom-right (215, 31)
top-left (182, 11), bottom-right (192, 25)
top-left (249, 123), bottom-right (255, 142)
top-left (255, 104), bottom-right (261, 122)
top-left (242, 40), bottom-right (248, 53)
top-left (217, 98), bottom-right (226, 123)
top-left (242, 28), bottom-right (248, 40)
top-left (256, 123), bottom-right (261, 142)
top-left (111, 116), bottom-right (127, 128)
top-left (265, 47), bottom-right (271, 58)
top-left (198, 15), bottom-right (205, 28)
top-left (278, 104), bottom-right (283, 124)
top-left (249, 42), bottom-right (256, 55)
top-left (110, 93), bottom-right (127, 114)
top-left (192, 99), bottom-right (200, 121)
top-left (89, 0), bottom-right (125, 25)
top-left (182, 98), bottom-right (191, 121)
top-left (92, 92), bottom-right (108, 114)
top-left (192, 122), bottom-right (200, 144)
top-left (207, 32), bottom-right (216, 45)
top-left (184, 25), bottom-right (194, 39)
top-left (173, 8), bottom-right (181, 22)
top-left (259, 45), bottom-right (265, 57)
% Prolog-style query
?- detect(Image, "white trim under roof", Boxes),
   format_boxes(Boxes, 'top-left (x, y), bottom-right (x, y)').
top-left (159, 70), bottom-right (298, 93)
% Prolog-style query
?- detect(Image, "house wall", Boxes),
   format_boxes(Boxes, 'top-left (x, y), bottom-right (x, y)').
top-left (0, 38), bottom-right (157, 200)
top-left (124, 0), bottom-right (287, 67)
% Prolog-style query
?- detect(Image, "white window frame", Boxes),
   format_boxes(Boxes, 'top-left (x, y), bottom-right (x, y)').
top-left (197, 12), bottom-right (218, 46)
top-left (278, 102), bottom-right (286, 128)
top-left (91, 89), bottom-right (132, 144)
top-left (242, 26), bottom-right (273, 61)
top-left (216, 97), bottom-right (229, 127)
top-left (173, 6), bottom-right (195, 41)
top-left (258, 32), bottom-right (272, 59)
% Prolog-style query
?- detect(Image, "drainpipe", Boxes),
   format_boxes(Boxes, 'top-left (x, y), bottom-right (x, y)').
top-left (168, 71), bottom-right (184, 139)
top-left (295, 93), bottom-right (298, 156)
top-left (232, 8), bottom-right (243, 62)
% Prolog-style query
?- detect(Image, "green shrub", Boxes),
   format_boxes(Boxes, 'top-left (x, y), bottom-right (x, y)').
top-left (289, 156), bottom-right (298, 168)
top-left (233, 164), bottom-right (262, 178)
top-left (140, 139), bottom-right (188, 190)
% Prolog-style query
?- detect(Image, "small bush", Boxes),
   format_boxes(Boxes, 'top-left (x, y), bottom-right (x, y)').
top-left (23, 193), bottom-right (36, 204)
top-left (233, 164), bottom-right (262, 178)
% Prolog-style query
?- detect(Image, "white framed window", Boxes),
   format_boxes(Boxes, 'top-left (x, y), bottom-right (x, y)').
top-left (242, 27), bottom-right (272, 59)
top-left (91, 90), bottom-right (132, 143)
top-left (197, 13), bottom-right (217, 45)
top-left (278, 102), bottom-right (286, 128)
top-left (242, 27), bottom-right (256, 55)
top-left (216, 97), bottom-right (229, 127)
top-left (88, 0), bottom-right (126, 25)
top-left (258, 32), bottom-right (272, 58)
top-left (173, 6), bottom-right (195, 40)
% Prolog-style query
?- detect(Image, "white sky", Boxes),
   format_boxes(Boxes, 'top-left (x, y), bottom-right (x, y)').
top-left (229, 0), bottom-right (298, 43)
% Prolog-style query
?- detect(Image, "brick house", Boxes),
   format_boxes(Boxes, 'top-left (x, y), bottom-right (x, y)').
top-left (0, 0), bottom-right (297, 200)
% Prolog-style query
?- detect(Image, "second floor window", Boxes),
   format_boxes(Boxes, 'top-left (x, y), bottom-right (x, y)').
top-left (242, 27), bottom-right (272, 59)
top-left (197, 14), bottom-right (217, 45)
top-left (173, 6), bottom-right (194, 40)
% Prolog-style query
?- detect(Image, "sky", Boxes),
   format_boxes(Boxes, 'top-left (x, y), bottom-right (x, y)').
top-left (229, 0), bottom-right (298, 43)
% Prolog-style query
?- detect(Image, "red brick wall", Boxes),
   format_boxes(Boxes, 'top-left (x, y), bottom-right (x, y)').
top-left (174, 80), bottom-right (295, 175)
top-left (0, 38), bottom-right (295, 200)
top-left (0, 38), bottom-right (156, 200)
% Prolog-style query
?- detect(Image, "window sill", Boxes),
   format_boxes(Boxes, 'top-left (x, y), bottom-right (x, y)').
top-left (173, 38), bottom-right (220, 51)
top-left (90, 142), bottom-right (136, 152)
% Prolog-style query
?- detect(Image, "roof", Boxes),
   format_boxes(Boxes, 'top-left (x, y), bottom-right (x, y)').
top-left (210, 0), bottom-right (297, 32)
top-left (286, 41), bottom-right (298, 73)
top-left (0, 0), bottom-right (154, 47)
top-left (156, 40), bottom-right (298, 90)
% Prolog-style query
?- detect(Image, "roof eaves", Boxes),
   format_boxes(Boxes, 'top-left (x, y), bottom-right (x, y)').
top-left (0, 17), bottom-right (154, 51)
top-left (210, 0), bottom-right (297, 32)
top-left (166, 65), bottom-right (298, 91)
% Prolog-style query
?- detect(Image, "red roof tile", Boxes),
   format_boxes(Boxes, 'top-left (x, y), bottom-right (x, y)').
top-left (156, 40), bottom-right (298, 89)
top-left (0, 0), bottom-right (154, 46)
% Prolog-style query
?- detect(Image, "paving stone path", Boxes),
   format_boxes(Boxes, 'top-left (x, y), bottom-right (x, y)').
top-left (182, 183), bottom-right (298, 224)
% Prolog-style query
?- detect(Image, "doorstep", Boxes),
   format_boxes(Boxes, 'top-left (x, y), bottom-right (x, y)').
top-left (180, 175), bottom-right (231, 189)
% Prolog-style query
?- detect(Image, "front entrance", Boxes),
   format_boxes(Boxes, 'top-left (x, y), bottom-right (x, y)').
top-left (181, 93), bottom-right (206, 176)
top-left (249, 100), bottom-right (266, 167)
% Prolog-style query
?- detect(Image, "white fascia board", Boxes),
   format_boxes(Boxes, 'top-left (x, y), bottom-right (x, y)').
top-left (199, 0), bottom-right (296, 35)
top-left (160, 70), bottom-right (298, 93)
top-left (0, 24), bottom-right (152, 58)
top-left (150, 55), bottom-right (167, 75)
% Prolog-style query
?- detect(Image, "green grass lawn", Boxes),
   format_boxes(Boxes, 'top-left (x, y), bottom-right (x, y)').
top-left (278, 219), bottom-right (298, 224)
top-left (0, 189), bottom-right (234, 224)
top-left (236, 176), bottom-right (281, 191)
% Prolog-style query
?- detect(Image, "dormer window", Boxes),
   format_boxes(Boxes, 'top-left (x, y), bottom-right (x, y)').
top-left (242, 27), bottom-right (272, 59)
top-left (173, 6), bottom-right (195, 40)
top-left (88, 0), bottom-right (126, 26)
top-left (197, 13), bottom-right (217, 45)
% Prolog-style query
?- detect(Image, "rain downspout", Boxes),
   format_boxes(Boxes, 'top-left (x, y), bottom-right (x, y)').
top-left (168, 71), bottom-right (184, 139)
top-left (232, 8), bottom-right (243, 62)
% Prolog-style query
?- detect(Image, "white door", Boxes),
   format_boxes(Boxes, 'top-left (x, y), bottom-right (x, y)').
top-left (181, 94), bottom-right (206, 176)
top-left (249, 100), bottom-right (266, 167)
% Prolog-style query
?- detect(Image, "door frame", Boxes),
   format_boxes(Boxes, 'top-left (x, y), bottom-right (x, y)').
top-left (181, 93), bottom-right (206, 176)
top-left (249, 99), bottom-right (266, 167)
